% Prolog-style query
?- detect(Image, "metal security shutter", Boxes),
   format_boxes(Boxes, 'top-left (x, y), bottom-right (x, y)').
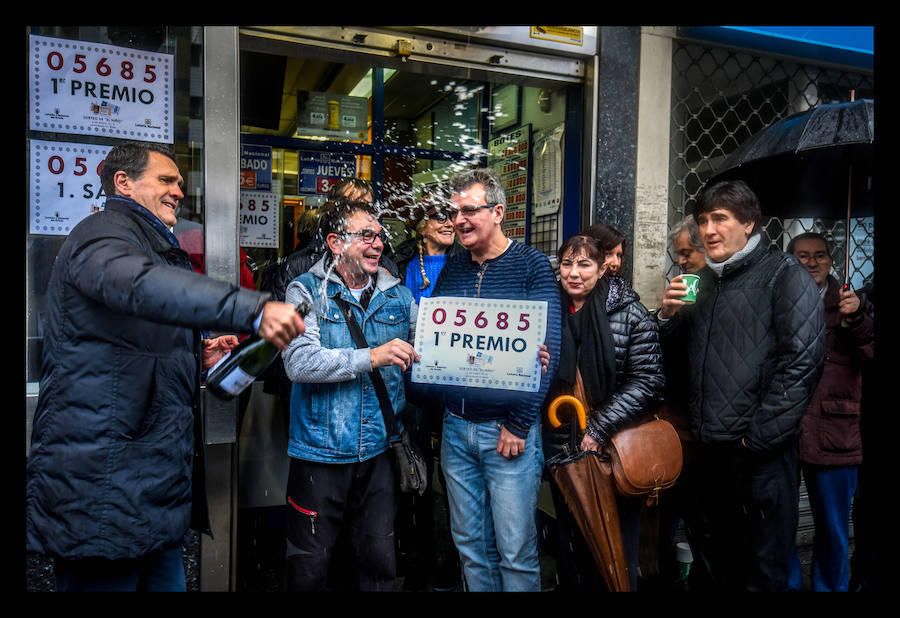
top-left (668, 39), bottom-right (874, 287)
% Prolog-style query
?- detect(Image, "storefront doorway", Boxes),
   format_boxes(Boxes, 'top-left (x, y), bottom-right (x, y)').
top-left (25, 25), bottom-right (598, 591)
top-left (231, 25), bottom-right (596, 591)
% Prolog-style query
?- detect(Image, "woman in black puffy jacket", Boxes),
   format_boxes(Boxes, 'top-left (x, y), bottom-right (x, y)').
top-left (543, 232), bottom-right (665, 591)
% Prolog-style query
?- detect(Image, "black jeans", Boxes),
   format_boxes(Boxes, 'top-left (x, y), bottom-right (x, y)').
top-left (656, 440), bottom-right (715, 590)
top-left (694, 439), bottom-right (800, 591)
top-left (283, 452), bottom-right (396, 592)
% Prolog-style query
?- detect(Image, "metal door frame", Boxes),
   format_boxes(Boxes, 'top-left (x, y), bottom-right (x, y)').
top-left (200, 25), bottom-right (241, 592)
top-left (197, 25), bottom-right (599, 591)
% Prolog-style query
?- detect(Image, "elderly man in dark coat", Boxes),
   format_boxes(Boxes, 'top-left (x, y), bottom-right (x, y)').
top-left (786, 232), bottom-right (874, 591)
top-left (26, 141), bottom-right (304, 591)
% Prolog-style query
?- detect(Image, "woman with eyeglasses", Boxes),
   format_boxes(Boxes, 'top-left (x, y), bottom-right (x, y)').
top-left (543, 233), bottom-right (665, 591)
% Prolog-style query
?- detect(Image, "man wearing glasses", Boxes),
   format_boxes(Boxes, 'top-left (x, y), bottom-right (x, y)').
top-left (786, 232), bottom-right (873, 591)
top-left (280, 197), bottom-right (419, 591)
top-left (429, 168), bottom-right (561, 591)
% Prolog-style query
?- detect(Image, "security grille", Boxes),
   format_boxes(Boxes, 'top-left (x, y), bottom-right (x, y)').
top-left (668, 39), bottom-right (874, 289)
top-left (531, 211), bottom-right (559, 256)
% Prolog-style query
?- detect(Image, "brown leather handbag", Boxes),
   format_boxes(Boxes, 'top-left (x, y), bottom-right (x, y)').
top-left (603, 417), bottom-right (683, 505)
top-left (572, 367), bottom-right (683, 505)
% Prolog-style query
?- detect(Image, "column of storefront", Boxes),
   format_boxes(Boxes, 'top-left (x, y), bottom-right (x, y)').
top-left (201, 25), bottom-right (241, 593)
top-left (633, 26), bottom-right (675, 309)
top-left (592, 26), bottom-right (640, 283)
top-left (592, 26), bottom-right (677, 310)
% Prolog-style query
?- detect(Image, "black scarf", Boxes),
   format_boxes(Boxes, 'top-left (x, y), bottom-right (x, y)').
top-left (557, 276), bottom-right (616, 408)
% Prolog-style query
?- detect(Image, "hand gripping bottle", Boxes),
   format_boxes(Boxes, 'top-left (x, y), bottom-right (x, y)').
top-left (206, 302), bottom-right (310, 398)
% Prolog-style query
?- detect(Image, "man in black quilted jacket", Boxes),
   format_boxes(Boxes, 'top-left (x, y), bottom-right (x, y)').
top-left (657, 180), bottom-right (825, 591)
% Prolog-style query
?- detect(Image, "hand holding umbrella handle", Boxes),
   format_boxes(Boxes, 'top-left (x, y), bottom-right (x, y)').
top-left (548, 395), bottom-right (586, 431)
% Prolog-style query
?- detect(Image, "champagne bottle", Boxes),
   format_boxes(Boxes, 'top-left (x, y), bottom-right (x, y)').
top-left (206, 302), bottom-right (310, 399)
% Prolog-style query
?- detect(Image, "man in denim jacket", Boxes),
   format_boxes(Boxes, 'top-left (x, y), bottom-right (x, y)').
top-left (281, 198), bottom-right (419, 591)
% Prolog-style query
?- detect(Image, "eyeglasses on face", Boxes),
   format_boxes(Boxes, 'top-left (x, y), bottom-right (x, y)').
top-left (345, 228), bottom-right (388, 245)
top-left (448, 203), bottom-right (498, 218)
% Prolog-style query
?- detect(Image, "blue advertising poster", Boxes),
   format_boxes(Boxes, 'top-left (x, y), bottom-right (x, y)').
top-left (298, 150), bottom-right (358, 195)
top-left (240, 144), bottom-right (273, 191)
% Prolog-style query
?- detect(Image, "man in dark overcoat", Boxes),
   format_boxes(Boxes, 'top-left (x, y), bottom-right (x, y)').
top-left (786, 232), bottom-right (873, 591)
top-left (657, 180), bottom-right (825, 591)
top-left (26, 141), bottom-right (305, 591)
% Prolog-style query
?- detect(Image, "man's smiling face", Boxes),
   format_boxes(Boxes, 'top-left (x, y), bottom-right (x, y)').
top-left (330, 210), bottom-right (385, 286)
top-left (450, 182), bottom-right (500, 253)
top-left (119, 151), bottom-right (184, 227)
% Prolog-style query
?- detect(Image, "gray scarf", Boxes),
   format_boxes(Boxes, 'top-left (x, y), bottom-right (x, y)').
top-left (706, 232), bottom-right (761, 276)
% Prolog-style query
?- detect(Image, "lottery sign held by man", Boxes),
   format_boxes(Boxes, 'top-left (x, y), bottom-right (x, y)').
top-left (412, 296), bottom-right (547, 393)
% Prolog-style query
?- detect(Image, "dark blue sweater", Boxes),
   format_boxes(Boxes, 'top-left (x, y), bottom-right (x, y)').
top-left (430, 241), bottom-right (561, 438)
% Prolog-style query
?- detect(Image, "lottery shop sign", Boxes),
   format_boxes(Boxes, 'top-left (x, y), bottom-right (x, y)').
top-left (298, 151), bottom-right (358, 195)
top-left (29, 35), bottom-right (173, 143)
top-left (29, 139), bottom-right (113, 235)
top-left (411, 296), bottom-right (547, 393)
top-left (239, 191), bottom-right (280, 249)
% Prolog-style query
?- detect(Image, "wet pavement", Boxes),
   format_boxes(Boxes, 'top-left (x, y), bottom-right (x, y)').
top-left (25, 493), bottom-right (828, 592)
top-left (25, 531), bottom-right (202, 592)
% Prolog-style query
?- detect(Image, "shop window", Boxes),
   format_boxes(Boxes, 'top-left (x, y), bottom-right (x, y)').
top-left (26, 26), bottom-right (204, 386)
top-left (239, 43), bottom-right (577, 288)
top-left (384, 71), bottom-right (484, 156)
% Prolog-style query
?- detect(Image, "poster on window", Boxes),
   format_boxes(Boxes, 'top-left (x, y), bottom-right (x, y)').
top-left (532, 123), bottom-right (563, 216)
top-left (29, 35), bottom-right (174, 143)
top-left (489, 125), bottom-right (530, 243)
top-left (240, 145), bottom-right (273, 191)
top-left (239, 190), bottom-right (279, 248)
top-left (411, 296), bottom-right (547, 392)
top-left (298, 151), bottom-right (359, 195)
top-left (295, 91), bottom-right (369, 141)
top-left (29, 139), bottom-right (113, 235)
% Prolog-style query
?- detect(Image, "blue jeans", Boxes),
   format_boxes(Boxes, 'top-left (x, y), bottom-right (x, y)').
top-left (54, 546), bottom-right (186, 592)
top-left (440, 410), bottom-right (544, 592)
top-left (789, 464), bottom-right (858, 592)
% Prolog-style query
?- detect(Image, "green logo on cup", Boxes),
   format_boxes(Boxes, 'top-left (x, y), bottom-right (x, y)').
top-left (681, 274), bottom-right (700, 304)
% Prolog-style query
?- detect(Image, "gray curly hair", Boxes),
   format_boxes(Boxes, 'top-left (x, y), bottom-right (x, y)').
top-left (668, 215), bottom-right (704, 252)
top-left (449, 168), bottom-right (507, 207)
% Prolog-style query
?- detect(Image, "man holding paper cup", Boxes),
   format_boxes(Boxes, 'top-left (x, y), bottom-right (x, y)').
top-left (656, 180), bottom-right (825, 591)
top-left (423, 168), bottom-right (561, 592)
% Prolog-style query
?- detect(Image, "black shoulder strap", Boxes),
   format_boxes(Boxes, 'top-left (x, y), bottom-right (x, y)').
top-left (333, 296), bottom-right (400, 442)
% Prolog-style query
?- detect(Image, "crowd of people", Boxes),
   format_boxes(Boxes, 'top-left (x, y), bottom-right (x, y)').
top-left (25, 141), bottom-right (873, 592)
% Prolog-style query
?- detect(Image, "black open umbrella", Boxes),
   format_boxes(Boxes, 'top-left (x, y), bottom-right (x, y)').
top-left (707, 98), bottom-right (874, 282)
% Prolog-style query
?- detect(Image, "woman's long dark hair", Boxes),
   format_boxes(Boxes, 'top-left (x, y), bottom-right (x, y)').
top-left (581, 222), bottom-right (626, 253)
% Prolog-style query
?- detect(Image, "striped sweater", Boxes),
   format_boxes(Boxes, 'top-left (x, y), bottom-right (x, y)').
top-left (429, 241), bottom-right (561, 438)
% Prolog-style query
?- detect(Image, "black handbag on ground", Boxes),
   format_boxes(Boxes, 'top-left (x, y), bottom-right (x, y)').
top-left (334, 297), bottom-right (428, 496)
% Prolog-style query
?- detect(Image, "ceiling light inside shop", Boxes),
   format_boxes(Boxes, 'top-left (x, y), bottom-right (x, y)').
top-left (349, 68), bottom-right (396, 98)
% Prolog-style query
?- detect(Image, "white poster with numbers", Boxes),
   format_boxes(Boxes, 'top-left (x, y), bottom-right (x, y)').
top-left (411, 296), bottom-right (547, 392)
top-left (29, 139), bottom-right (113, 235)
top-left (239, 190), bottom-right (280, 248)
top-left (29, 34), bottom-right (174, 143)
